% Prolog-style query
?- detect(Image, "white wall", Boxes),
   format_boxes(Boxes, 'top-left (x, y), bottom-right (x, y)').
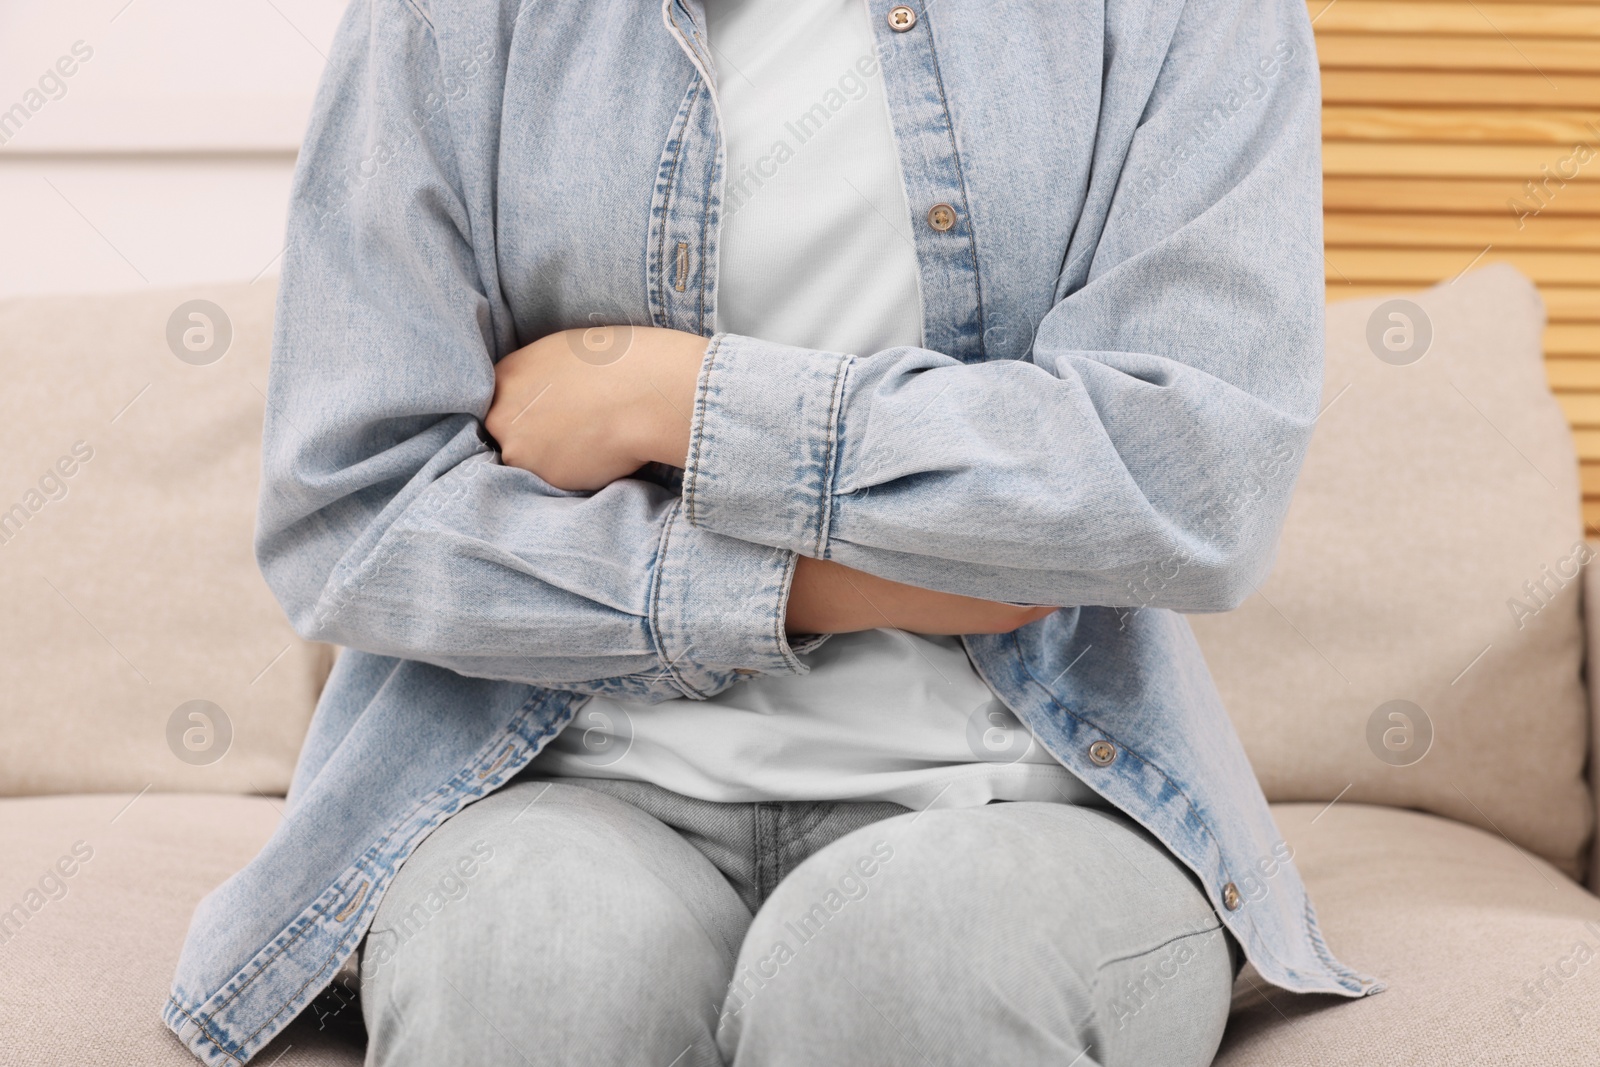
top-left (0, 0), bottom-right (342, 297)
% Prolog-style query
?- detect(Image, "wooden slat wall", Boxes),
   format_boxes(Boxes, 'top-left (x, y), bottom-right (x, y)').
top-left (1311, 0), bottom-right (1600, 530)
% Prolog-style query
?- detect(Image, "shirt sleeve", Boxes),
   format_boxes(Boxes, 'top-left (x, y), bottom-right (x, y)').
top-left (680, 0), bottom-right (1323, 615)
top-left (255, 0), bottom-right (807, 700)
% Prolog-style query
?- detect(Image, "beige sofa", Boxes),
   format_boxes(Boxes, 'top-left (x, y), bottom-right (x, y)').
top-left (2, 264), bottom-right (1597, 1064)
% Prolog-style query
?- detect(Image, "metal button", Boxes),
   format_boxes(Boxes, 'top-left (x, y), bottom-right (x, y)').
top-left (1088, 740), bottom-right (1117, 766)
top-left (734, 668), bottom-right (759, 676)
top-left (926, 203), bottom-right (956, 232)
top-left (1222, 882), bottom-right (1242, 911)
top-left (888, 5), bottom-right (917, 31)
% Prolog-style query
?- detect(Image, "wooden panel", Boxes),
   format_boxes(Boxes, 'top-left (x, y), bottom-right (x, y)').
top-left (1324, 142), bottom-right (1600, 179)
top-left (1317, 32), bottom-right (1600, 73)
top-left (1572, 431), bottom-right (1600, 462)
top-left (1581, 463), bottom-right (1600, 496)
top-left (1546, 360), bottom-right (1600, 388)
top-left (1323, 248), bottom-right (1600, 285)
top-left (1546, 323), bottom-right (1600, 354)
top-left (1534, 287), bottom-right (1600, 320)
top-left (1328, 284), bottom-right (1600, 321)
top-left (1324, 177), bottom-right (1600, 215)
top-left (1306, 6), bottom-right (1600, 516)
top-left (1323, 107), bottom-right (1600, 144)
top-left (1309, 2), bottom-right (1600, 37)
top-left (1323, 70), bottom-right (1600, 107)
top-left (1558, 394), bottom-right (1600, 425)
top-left (1324, 213), bottom-right (1600, 249)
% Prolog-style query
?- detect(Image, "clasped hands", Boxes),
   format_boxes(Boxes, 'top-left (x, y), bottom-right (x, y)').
top-left (484, 325), bottom-right (1055, 637)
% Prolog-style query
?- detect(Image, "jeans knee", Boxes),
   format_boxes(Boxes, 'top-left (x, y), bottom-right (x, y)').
top-left (361, 783), bottom-right (744, 1067)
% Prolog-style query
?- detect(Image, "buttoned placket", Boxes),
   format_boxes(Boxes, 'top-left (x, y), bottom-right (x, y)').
top-left (657, 0), bottom-right (986, 360)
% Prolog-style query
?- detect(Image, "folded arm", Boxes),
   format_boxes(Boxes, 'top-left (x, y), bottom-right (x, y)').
top-left (681, 0), bottom-right (1324, 615)
top-left (490, 0), bottom-right (1326, 620)
top-left (482, 325), bottom-right (1056, 638)
top-left (257, 1), bottom-right (813, 701)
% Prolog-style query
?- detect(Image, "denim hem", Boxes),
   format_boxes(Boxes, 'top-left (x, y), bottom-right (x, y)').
top-left (163, 690), bottom-right (578, 1065)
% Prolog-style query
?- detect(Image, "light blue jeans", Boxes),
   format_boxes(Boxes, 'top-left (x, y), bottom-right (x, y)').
top-left (358, 778), bottom-right (1238, 1066)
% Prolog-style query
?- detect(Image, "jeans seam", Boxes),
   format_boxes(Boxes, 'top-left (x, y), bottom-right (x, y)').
top-left (1095, 922), bottom-right (1225, 973)
top-left (755, 802), bottom-right (782, 903)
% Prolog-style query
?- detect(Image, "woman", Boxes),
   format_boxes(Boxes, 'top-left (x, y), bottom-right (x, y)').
top-left (166, 1), bottom-right (1380, 1065)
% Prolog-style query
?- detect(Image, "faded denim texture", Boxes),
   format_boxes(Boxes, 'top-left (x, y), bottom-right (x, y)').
top-left (165, 0), bottom-right (1382, 1062)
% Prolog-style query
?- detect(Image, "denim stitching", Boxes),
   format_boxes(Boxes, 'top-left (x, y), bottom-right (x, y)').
top-left (646, 500), bottom-right (704, 699)
top-left (696, 101), bottom-right (717, 335)
top-left (654, 75), bottom-right (698, 324)
top-left (1302, 895), bottom-right (1374, 992)
top-left (920, 10), bottom-right (987, 359)
top-left (228, 695), bottom-right (572, 1056)
top-left (1003, 629), bottom-right (1294, 976)
top-left (683, 333), bottom-right (723, 527)
top-left (165, 997), bottom-right (244, 1067)
top-left (174, 692), bottom-right (569, 1059)
top-left (770, 547), bottom-right (804, 673)
top-left (812, 354), bottom-right (853, 559)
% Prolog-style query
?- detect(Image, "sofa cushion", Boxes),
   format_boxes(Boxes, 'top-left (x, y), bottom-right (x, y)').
top-left (1188, 264), bottom-right (1592, 877)
top-left (0, 282), bottom-right (329, 796)
top-left (1217, 802), bottom-right (1600, 1064)
top-left (0, 793), bottom-right (361, 1065)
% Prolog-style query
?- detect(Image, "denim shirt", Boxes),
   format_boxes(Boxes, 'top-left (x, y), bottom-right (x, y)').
top-left (165, 0), bottom-right (1382, 1061)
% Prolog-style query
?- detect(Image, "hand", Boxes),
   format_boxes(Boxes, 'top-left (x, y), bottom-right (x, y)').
top-left (786, 556), bottom-right (1056, 636)
top-left (485, 325), bottom-right (708, 490)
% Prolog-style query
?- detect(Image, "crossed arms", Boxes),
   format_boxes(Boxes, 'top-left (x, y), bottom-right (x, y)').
top-left (484, 325), bottom-right (1058, 639)
top-left (254, 0), bottom-right (1323, 703)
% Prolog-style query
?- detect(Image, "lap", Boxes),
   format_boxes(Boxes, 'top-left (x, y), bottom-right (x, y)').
top-left (358, 787), bottom-right (1233, 1067)
top-left (718, 802), bottom-right (1235, 1067)
top-left (360, 780), bottom-right (751, 1067)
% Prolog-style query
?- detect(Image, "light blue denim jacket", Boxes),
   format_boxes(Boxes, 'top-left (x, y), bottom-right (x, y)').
top-left (166, 0), bottom-right (1382, 1060)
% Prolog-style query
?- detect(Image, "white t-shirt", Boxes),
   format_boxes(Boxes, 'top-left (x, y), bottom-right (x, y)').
top-left (529, 0), bottom-right (1095, 810)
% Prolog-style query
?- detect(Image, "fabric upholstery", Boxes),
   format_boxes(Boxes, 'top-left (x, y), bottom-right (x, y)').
top-left (0, 283), bottom-right (329, 796)
top-left (0, 793), bottom-right (359, 1064)
top-left (6, 795), bottom-right (1598, 1065)
top-left (1217, 802), bottom-right (1600, 1064)
top-left (1189, 265), bottom-right (1592, 877)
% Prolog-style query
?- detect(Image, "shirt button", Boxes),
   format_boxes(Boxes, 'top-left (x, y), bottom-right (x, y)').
top-left (888, 5), bottom-right (917, 31)
top-left (926, 203), bottom-right (957, 232)
top-left (1087, 740), bottom-right (1117, 766)
top-left (1222, 882), bottom-right (1242, 910)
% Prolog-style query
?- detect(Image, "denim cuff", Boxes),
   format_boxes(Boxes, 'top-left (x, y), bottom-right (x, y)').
top-left (682, 332), bottom-right (853, 559)
top-left (650, 496), bottom-right (811, 697)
